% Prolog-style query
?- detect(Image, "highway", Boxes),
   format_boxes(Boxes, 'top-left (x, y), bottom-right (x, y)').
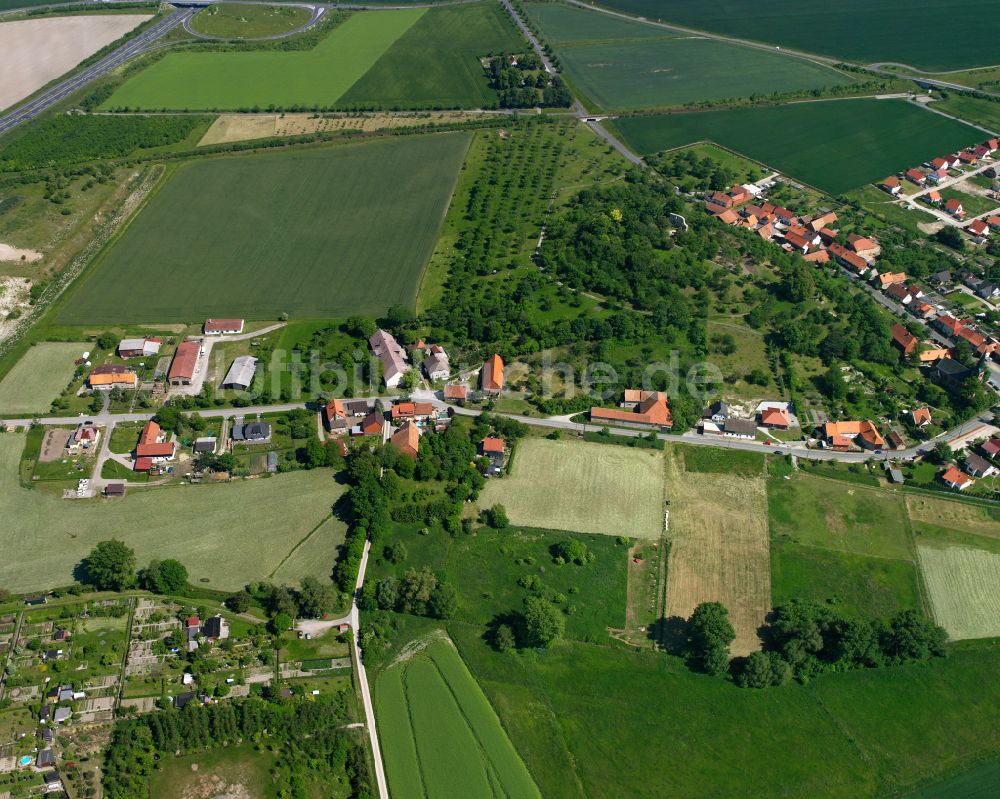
top-left (0, 8), bottom-right (193, 137)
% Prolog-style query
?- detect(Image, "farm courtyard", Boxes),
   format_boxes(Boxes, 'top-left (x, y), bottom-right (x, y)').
top-left (479, 437), bottom-right (665, 538)
top-left (57, 133), bottom-right (470, 324)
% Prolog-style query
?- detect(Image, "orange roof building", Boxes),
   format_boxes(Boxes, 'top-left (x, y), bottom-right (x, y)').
top-left (481, 437), bottom-right (505, 455)
top-left (135, 420), bottom-right (175, 459)
top-left (911, 407), bottom-right (932, 426)
top-left (481, 354), bottom-right (505, 395)
top-left (824, 420), bottom-right (884, 450)
top-left (591, 391), bottom-right (672, 430)
top-left (941, 466), bottom-right (974, 490)
top-left (88, 370), bottom-right (137, 389)
top-left (760, 407), bottom-right (791, 429)
top-left (891, 323), bottom-right (918, 355)
top-left (390, 421), bottom-right (421, 459)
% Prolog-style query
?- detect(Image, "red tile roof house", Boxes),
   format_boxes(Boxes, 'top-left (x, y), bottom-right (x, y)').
top-left (887, 283), bottom-right (915, 305)
top-left (910, 407), bottom-right (932, 427)
top-left (708, 191), bottom-right (737, 209)
top-left (782, 230), bottom-right (812, 254)
top-left (773, 207), bottom-right (797, 226)
top-left (974, 145), bottom-right (992, 160)
top-left (982, 437), bottom-right (1000, 459)
top-left (959, 151), bottom-right (978, 165)
top-left (390, 420), bottom-right (421, 459)
top-left (877, 271), bottom-right (907, 288)
top-left (481, 354), bottom-right (505, 396)
top-left (803, 249), bottom-right (829, 264)
top-left (986, 139), bottom-right (999, 153)
top-left (357, 411), bottom-right (384, 436)
top-left (926, 190), bottom-right (943, 204)
top-left (847, 233), bottom-right (880, 258)
top-left (390, 401), bottom-right (434, 421)
top-left (168, 341), bottom-right (200, 387)
top-left (929, 157), bottom-right (949, 171)
top-left (714, 208), bottom-right (740, 226)
top-left (880, 176), bottom-right (901, 195)
top-left (203, 319), bottom-right (244, 335)
top-left (944, 198), bottom-right (965, 219)
top-left (759, 407), bottom-right (791, 429)
top-left (443, 383), bottom-right (469, 404)
top-left (828, 243), bottom-right (871, 276)
top-left (325, 398), bottom-right (347, 432)
top-left (891, 323), bottom-right (918, 355)
top-left (133, 421), bottom-right (174, 471)
top-left (480, 437), bottom-right (505, 466)
top-left (590, 391), bottom-right (673, 432)
top-left (807, 211), bottom-right (838, 231)
top-left (987, 215), bottom-right (1000, 231)
top-left (941, 466), bottom-right (975, 491)
top-left (932, 313), bottom-right (965, 337)
top-left (906, 168), bottom-right (927, 185)
top-left (823, 421), bottom-right (884, 451)
top-left (967, 219), bottom-right (990, 238)
top-left (926, 167), bottom-right (949, 185)
top-left (943, 155), bottom-right (962, 169)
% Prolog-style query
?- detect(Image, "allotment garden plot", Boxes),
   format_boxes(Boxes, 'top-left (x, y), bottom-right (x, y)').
top-left (0, 434), bottom-right (345, 592)
top-left (374, 636), bottom-right (540, 799)
top-left (615, 99), bottom-right (982, 194)
top-left (0, 342), bottom-right (84, 415)
top-left (525, 3), bottom-right (850, 112)
top-left (918, 546), bottom-right (1000, 640)
top-left (479, 438), bottom-right (664, 538)
top-left (58, 133), bottom-right (470, 323)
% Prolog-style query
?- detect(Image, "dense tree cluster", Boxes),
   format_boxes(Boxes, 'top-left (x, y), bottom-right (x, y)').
top-left (102, 694), bottom-right (370, 799)
top-left (486, 53), bottom-right (572, 108)
top-left (359, 566), bottom-right (457, 620)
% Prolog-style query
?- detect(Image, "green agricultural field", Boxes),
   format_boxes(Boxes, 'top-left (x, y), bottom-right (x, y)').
top-left (102, 10), bottom-right (422, 110)
top-left (769, 474), bottom-right (913, 560)
top-left (479, 438), bottom-right (664, 538)
top-left (453, 623), bottom-right (1000, 799)
top-left (58, 134), bottom-right (469, 323)
top-left (525, 3), bottom-right (849, 112)
top-left (933, 94), bottom-right (1000, 131)
top-left (102, 3), bottom-right (520, 111)
top-left (902, 758), bottom-right (1000, 799)
top-left (917, 545), bottom-right (1000, 640)
top-left (339, 2), bottom-right (523, 109)
top-left (613, 100), bottom-right (983, 194)
top-left (587, 0), bottom-right (1000, 71)
top-left (0, 433), bottom-right (345, 592)
top-left (771, 539), bottom-right (922, 620)
top-left (0, 342), bottom-right (83, 415)
top-left (374, 637), bottom-right (540, 799)
top-left (189, 3), bottom-right (311, 38)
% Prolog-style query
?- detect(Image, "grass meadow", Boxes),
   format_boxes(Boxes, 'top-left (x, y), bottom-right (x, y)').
top-left (147, 745), bottom-right (278, 799)
top-left (102, 11), bottom-right (422, 110)
top-left (917, 546), bottom-right (1000, 640)
top-left (0, 434), bottom-right (345, 592)
top-left (188, 3), bottom-right (312, 38)
top-left (587, 0), bottom-right (1000, 71)
top-left (613, 100), bottom-right (983, 194)
top-left (525, 3), bottom-right (850, 112)
top-left (368, 525), bottom-right (627, 642)
top-left (373, 637), bottom-right (540, 799)
top-left (58, 134), bottom-right (470, 324)
top-left (901, 759), bottom-right (1000, 799)
top-left (339, 2), bottom-right (523, 109)
top-left (479, 438), bottom-right (664, 538)
top-left (0, 342), bottom-right (83, 415)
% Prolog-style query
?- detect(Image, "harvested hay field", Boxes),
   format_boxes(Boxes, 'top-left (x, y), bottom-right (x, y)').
top-left (199, 110), bottom-right (480, 146)
top-left (908, 495), bottom-right (1000, 542)
top-left (664, 449), bottom-right (770, 655)
top-left (0, 14), bottom-right (150, 112)
top-left (918, 545), bottom-right (1000, 640)
top-left (479, 438), bottom-right (664, 538)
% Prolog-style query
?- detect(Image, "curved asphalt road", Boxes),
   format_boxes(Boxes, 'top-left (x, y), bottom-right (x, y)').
top-left (0, 8), bottom-right (193, 136)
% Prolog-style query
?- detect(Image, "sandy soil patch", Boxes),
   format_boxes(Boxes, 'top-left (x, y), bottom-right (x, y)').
top-left (39, 428), bottom-right (72, 462)
top-left (918, 545), bottom-right (1000, 640)
top-left (0, 276), bottom-right (31, 345)
top-left (198, 111), bottom-right (483, 146)
top-left (0, 14), bottom-right (151, 112)
top-left (0, 242), bottom-right (42, 263)
top-left (664, 450), bottom-right (771, 655)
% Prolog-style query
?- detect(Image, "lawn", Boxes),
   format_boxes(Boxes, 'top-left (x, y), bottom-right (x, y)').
top-left (613, 100), bottom-right (983, 194)
top-left (586, 0), bottom-right (1000, 71)
top-left (771, 539), bottom-right (922, 620)
top-left (58, 134), bottom-right (470, 324)
top-left (917, 545), bottom-right (1000, 640)
top-left (674, 442), bottom-right (764, 477)
top-left (939, 186), bottom-right (999, 218)
top-left (101, 10), bottom-right (422, 110)
top-left (339, 2), bottom-right (524, 109)
top-left (0, 342), bottom-right (83, 416)
top-left (768, 473), bottom-right (913, 560)
top-left (479, 438), bottom-right (664, 538)
top-left (526, 3), bottom-right (850, 112)
top-left (148, 744), bottom-right (278, 799)
top-left (453, 624), bottom-right (1000, 799)
top-left (373, 636), bottom-right (540, 799)
top-left (189, 3), bottom-right (311, 38)
top-left (0, 433), bottom-right (345, 592)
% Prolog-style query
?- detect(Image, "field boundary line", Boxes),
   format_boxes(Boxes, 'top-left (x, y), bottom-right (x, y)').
top-left (809, 691), bottom-right (874, 769)
top-left (775, 538), bottom-right (915, 564)
top-left (266, 515), bottom-right (333, 580)
top-left (901, 497), bottom-right (934, 618)
top-left (400, 665), bottom-right (432, 799)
